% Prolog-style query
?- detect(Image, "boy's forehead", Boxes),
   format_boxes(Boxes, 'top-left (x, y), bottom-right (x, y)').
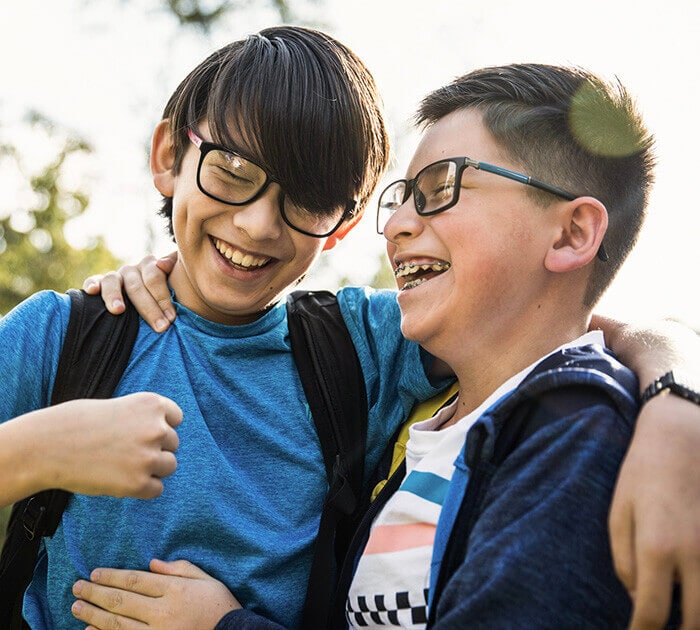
top-left (407, 109), bottom-right (505, 176)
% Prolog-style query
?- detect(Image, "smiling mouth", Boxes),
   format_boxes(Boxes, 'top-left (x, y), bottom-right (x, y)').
top-left (394, 260), bottom-right (451, 290)
top-left (212, 237), bottom-right (272, 270)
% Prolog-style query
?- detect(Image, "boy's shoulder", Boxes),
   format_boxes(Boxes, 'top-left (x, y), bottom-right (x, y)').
top-left (335, 285), bottom-right (399, 323)
top-left (336, 285), bottom-right (398, 304)
top-left (4, 289), bottom-right (70, 314)
top-left (496, 343), bottom-right (639, 435)
top-left (1, 289), bottom-right (71, 332)
top-left (534, 343), bottom-right (637, 397)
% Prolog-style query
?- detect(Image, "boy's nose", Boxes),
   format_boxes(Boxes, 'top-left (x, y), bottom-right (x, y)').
top-left (383, 198), bottom-right (424, 243)
top-left (230, 183), bottom-right (285, 241)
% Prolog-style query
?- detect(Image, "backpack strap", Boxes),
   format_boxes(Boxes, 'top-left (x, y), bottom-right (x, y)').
top-left (286, 290), bottom-right (368, 629)
top-left (0, 289), bottom-right (139, 629)
top-left (328, 381), bottom-right (459, 628)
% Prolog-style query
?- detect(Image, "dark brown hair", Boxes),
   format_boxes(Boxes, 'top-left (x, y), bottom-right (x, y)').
top-left (158, 25), bottom-right (390, 236)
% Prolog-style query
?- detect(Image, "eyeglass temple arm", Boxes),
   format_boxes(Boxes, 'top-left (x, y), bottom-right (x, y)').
top-left (471, 160), bottom-right (609, 261)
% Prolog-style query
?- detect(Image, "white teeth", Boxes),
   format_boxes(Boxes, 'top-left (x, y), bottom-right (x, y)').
top-left (213, 238), bottom-right (270, 268)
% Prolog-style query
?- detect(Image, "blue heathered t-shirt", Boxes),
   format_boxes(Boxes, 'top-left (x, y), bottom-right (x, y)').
top-left (0, 287), bottom-right (440, 630)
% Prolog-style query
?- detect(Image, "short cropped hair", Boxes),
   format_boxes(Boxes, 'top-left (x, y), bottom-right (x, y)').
top-left (158, 25), bottom-right (390, 236)
top-left (417, 63), bottom-right (655, 305)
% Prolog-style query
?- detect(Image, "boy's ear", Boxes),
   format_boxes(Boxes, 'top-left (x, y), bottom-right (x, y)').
top-left (322, 209), bottom-right (364, 251)
top-left (545, 197), bottom-right (608, 273)
top-left (151, 120), bottom-right (176, 197)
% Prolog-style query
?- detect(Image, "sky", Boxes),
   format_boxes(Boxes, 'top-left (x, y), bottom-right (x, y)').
top-left (0, 0), bottom-right (698, 329)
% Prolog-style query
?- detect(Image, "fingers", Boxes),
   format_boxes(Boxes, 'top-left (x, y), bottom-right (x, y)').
top-left (93, 271), bottom-right (127, 314)
top-left (155, 251), bottom-right (178, 273)
top-left (628, 558), bottom-right (674, 629)
top-left (133, 477), bottom-right (166, 500)
top-left (72, 574), bottom-right (155, 629)
top-left (140, 256), bottom-right (176, 322)
top-left (83, 274), bottom-right (105, 295)
top-left (160, 427), bottom-right (180, 454)
top-left (161, 396), bottom-right (184, 429)
top-left (149, 558), bottom-right (209, 579)
top-left (72, 598), bottom-right (148, 630)
top-left (122, 257), bottom-right (176, 332)
top-left (152, 450), bottom-right (177, 480)
top-left (609, 487), bottom-right (636, 593)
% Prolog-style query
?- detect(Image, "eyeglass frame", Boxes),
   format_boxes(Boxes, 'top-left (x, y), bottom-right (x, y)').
top-left (187, 129), bottom-right (356, 238)
top-left (377, 156), bottom-right (609, 262)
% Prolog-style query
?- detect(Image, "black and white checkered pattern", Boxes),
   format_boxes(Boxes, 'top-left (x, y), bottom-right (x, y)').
top-left (346, 588), bottom-right (430, 627)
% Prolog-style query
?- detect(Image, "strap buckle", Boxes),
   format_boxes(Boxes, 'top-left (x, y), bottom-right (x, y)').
top-left (21, 498), bottom-right (46, 541)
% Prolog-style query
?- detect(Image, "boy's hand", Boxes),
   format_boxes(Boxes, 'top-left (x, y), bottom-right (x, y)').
top-left (594, 313), bottom-right (700, 628)
top-left (37, 393), bottom-right (182, 499)
top-left (610, 394), bottom-right (700, 629)
top-left (83, 252), bottom-right (178, 332)
top-left (71, 558), bottom-right (240, 630)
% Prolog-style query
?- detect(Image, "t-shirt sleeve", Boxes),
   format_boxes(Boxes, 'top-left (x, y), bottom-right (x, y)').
top-left (337, 287), bottom-right (451, 469)
top-left (0, 290), bottom-right (70, 423)
top-left (338, 287), bottom-right (444, 404)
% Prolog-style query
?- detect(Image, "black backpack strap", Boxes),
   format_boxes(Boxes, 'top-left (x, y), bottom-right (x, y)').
top-left (286, 290), bottom-right (368, 629)
top-left (0, 289), bottom-right (139, 629)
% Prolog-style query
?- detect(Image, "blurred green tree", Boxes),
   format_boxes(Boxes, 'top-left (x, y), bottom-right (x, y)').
top-left (0, 113), bottom-right (121, 316)
top-left (162, 0), bottom-right (323, 30)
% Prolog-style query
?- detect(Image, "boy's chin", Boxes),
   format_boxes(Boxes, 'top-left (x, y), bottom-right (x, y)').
top-left (399, 311), bottom-right (430, 345)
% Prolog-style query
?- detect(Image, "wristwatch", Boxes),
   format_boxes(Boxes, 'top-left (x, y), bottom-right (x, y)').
top-left (640, 370), bottom-right (700, 406)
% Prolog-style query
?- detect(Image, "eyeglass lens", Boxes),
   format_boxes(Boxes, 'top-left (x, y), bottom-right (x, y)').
top-left (377, 160), bottom-right (458, 233)
top-left (200, 147), bottom-right (346, 237)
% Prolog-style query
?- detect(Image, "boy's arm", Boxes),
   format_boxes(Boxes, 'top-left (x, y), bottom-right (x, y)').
top-left (0, 394), bottom-right (181, 507)
top-left (71, 559), bottom-right (284, 630)
top-left (594, 315), bottom-right (700, 628)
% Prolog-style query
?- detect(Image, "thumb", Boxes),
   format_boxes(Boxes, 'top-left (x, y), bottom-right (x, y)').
top-left (156, 251), bottom-right (178, 274)
top-left (149, 558), bottom-right (209, 579)
top-left (608, 493), bottom-right (637, 594)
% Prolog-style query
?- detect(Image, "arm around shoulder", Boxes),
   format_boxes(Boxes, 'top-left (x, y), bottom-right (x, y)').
top-left (594, 315), bottom-right (700, 626)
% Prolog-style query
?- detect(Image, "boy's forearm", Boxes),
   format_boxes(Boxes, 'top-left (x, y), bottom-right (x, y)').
top-left (215, 610), bottom-right (286, 630)
top-left (0, 394), bottom-right (181, 508)
top-left (591, 314), bottom-right (700, 390)
top-left (0, 409), bottom-right (55, 507)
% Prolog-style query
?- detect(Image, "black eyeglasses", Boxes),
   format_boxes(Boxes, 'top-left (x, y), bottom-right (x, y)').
top-left (377, 156), bottom-right (608, 261)
top-left (187, 129), bottom-right (355, 238)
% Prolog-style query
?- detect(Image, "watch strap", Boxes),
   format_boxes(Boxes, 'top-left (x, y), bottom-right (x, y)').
top-left (640, 370), bottom-right (700, 406)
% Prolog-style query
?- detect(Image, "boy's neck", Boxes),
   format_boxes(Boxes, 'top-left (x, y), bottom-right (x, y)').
top-left (439, 306), bottom-right (592, 417)
top-left (169, 262), bottom-right (274, 326)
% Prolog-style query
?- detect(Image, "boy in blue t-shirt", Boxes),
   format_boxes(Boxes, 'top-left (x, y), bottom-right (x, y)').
top-left (0, 26), bottom-right (442, 629)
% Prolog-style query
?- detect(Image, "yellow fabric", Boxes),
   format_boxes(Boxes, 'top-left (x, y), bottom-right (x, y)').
top-left (370, 381), bottom-right (460, 501)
